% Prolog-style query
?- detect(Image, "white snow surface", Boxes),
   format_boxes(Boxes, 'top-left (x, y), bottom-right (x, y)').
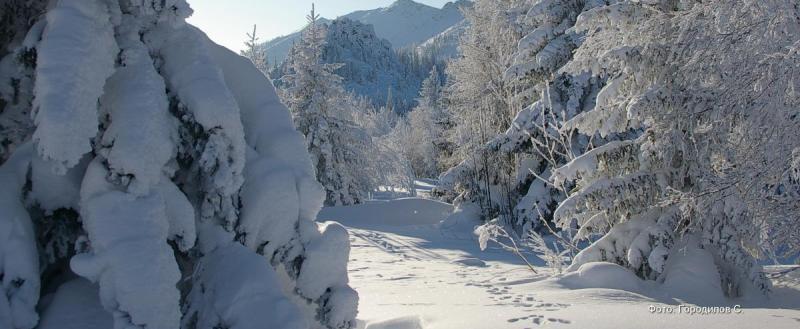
top-left (32, 0), bottom-right (118, 172)
top-left (320, 196), bottom-right (800, 329)
top-left (318, 198), bottom-right (453, 227)
top-left (29, 152), bottom-right (86, 212)
top-left (99, 35), bottom-right (175, 196)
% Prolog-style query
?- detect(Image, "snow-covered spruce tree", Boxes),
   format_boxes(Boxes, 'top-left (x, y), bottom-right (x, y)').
top-left (0, 1), bottom-right (358, 328)
top-left (241, 24), bottom-right (269, 75)
top-left (280, 6), bottom-right (375, 206)
top-left (550, 0), bottom-right (800, 296)
top-left (406, 65), bottom-right (453, 178)
top-left (434, 0), bottom-right (534, 226)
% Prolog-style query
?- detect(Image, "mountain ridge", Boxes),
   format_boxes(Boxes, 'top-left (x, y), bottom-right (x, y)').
top-left (263, 0), bottom-right (469, 64)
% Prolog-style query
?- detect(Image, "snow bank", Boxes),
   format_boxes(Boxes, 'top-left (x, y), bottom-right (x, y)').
top-left (365, 316), bottom-right (425, 329)
top-left (557, 262), bottom-right (644, 292)
top-left (38, 279), bottom-right (112, 329)
top-left (318, 198), bottom-right (454, 227)
top-left (439, 203), bottom-right (483, 235)
top-left (661, 236), bottom-right (726, 304)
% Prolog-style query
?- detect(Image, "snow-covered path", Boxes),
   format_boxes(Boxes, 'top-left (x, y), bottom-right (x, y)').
top-left (318, 198), bottom-right (800, 329)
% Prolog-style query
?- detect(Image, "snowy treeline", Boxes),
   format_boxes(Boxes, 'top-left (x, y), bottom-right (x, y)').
top-left (393, 65), bottom-right (452, 179)
top-left (0, 1), bottom-right (358, 328)
top-left (426, 0), bottom-right (800, 297)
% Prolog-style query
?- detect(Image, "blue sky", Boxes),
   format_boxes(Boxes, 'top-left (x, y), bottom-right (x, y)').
top-left (186, 0), bottom-right (453, 52)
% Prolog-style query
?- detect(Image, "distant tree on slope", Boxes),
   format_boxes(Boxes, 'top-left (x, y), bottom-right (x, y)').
top-left (240, 24), bottom-right (269, 74)
top-left (407, 65), bottom-right (453, 178)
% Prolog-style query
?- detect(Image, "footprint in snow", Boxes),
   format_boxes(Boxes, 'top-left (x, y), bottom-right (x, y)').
top-left (451, 258), bottom-right (488, 267)
top-left (510, 314), bottom-right (568, 325)
top-left (535, 302), bottom-right (570, 308)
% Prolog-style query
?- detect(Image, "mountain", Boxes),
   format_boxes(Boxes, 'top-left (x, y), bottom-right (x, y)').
top-left (342, 0), bottom-right (466, 48)
top-left (263, 0), bottom-right (468, 64)
top-left (416, 19), bottom-right (468, 59)
top-left (262, 18), bottom-right (331, 65)
top-left (325, 18), bottom-right (416, 111)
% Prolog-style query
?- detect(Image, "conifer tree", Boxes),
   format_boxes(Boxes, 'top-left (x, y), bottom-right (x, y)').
top-left (0, 1), bottom-right (358, 328)
top-left (240, 24), bottom-right (269, 74)
top-left (281, 5), bottom-right (375, 206)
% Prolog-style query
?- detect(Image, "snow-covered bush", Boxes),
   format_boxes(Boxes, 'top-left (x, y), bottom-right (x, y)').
top-left (476, 219), bottom-right (572, 275)
top-left (476, 220), bottom-right (539, 273)
top-left (526, 229), bottom-right (571, 275)
top-left (549, 0), bottom-right (800, 297)
top-left (0, 1), bottom-right (357, 328)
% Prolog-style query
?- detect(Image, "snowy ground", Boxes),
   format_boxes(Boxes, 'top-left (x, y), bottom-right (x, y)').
top-left (317, 198), bottom-right (800, 329)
